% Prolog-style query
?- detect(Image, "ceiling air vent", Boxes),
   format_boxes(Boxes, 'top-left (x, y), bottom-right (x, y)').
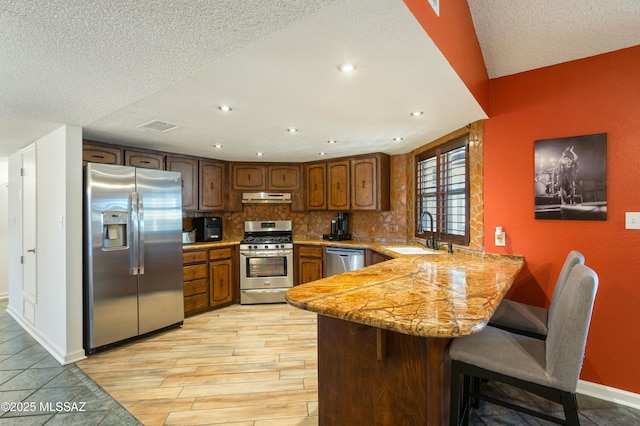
top-left (138, 120), bottom-right (178, 132)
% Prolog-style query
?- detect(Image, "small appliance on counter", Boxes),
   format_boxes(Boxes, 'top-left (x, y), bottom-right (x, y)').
top-left (193, 217), bottom-right (223, 242)
top-left (182, 230), bottom-right (196, 244)
top-left (323, 211), bottom-right (351, 241)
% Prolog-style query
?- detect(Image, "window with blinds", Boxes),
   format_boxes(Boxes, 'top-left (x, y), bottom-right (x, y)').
top-left (416, 135), bottom-right (470, 245)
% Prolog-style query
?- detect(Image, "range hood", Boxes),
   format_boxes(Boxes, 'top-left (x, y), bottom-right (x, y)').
top-left (242, 192), bottom-right (292, 204)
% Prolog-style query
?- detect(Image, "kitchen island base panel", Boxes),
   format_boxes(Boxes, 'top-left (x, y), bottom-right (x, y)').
top-left (318, 315), bottom-right (451, 426)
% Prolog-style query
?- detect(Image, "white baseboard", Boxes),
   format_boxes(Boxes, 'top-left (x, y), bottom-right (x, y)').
top-left (578, 380), bottom-right (640, 410)
top-left (5, 306), bottom-right (86, 365)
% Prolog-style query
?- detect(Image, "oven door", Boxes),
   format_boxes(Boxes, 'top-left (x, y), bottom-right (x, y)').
top-left (239, 249), bottom-right (293, 290)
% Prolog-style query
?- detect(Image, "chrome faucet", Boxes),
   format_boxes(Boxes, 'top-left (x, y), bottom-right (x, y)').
top-left (420, 211), bottom-right (438, 250)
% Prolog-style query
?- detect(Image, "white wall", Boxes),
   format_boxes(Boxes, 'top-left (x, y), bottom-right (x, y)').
top-left (0, 158), bottom-right (8, 299)
top-left (7, 125), bottom-right (84, 364)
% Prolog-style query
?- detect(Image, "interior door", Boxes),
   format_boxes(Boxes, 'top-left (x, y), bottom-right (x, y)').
top-left (22, 145), bottom-right (37, 322)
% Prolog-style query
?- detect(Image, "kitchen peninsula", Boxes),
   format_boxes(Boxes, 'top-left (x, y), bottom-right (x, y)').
top-left (286, 250), bottom-right (524, 425)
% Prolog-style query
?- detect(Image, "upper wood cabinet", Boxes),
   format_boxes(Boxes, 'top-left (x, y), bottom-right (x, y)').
top-left (313, 153), bottom-right (390, 212)
top-left (124, 150), bottom-right (165, 170)
top-left (166, 156), bottom-right (198, 211)
top-left (232, 163), bottom-right (267, 191)
top-left (268, 165), bottom-right (301, 191)
top-left (352, 153), bottom-right (390, 211)
top-left (327, 160), bottom-right (350, 211)
top-left (305, 163), bottom-right (327, 210)
top-left (199, 160), bottom-right (227, 211)
top-left (82, 142), bottom-right (122, 166)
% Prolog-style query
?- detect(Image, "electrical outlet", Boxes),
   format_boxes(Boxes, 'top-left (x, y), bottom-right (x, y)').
top-left (626, 212), bottom-right (640, 229)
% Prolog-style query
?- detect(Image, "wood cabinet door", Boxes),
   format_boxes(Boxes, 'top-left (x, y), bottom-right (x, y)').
top-left (125, 150), bottom-right (165, 169)
top-left (351, 157), bottom-right (377, 210)
top-left (210, 259), bottom-right (233, 306)
top-left (232, 164), bottom-right (267, 191)
top-left (305, 163), bottom-right (327, 210)
top-left (299, 257), bottom-right (324, 285)
top-left (199, 160), bottom-right (226, 210)
top-left (268, 165), bottom-right (301, 191)
top-left (83, 143), bottom-right (122, 166)
top-left (167, 157), bottom-right (198, 210)
top-left (327, 161), bottom-right (350, 210)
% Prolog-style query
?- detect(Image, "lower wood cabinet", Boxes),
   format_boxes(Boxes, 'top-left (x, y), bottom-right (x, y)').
top-left (297, 245), bottom-right (325, 285)
top-left (209, 247), bottom-right (234, 308)
top-left (183, 245), bottom-right (237, 315)
top-left (366, 249), bottom-right (392, 266)
top-left (183, 250), bottom-right (209, 315)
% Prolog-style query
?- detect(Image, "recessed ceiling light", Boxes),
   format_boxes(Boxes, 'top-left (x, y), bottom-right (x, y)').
top-left (319, 152), bottom-right (327, 156)
top-left (218, 105), bottom-right (232, 112)
top-left (213, 144), bottom-right (223, 149)
top-left (287, 128), bottom-right (298, 133)
top-left (327, 140), bottom-right (337, 144)
top-left (394, 137), bottom-right (403, 142)
top-left (410, 111), bottom-right (423, 117)
top-left (256, 152), bottom-right (264, 156)
top-left (338, 63), bottom-right (356, 73)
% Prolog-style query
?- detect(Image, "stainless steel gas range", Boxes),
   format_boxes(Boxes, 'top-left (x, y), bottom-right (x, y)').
top-left (239, 220), bottom-right (293, 304)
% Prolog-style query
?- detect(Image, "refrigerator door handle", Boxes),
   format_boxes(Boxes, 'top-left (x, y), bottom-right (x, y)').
top-left (138, 193), bottom-right (145, 275)
top-left (129, 192), bottom-right (140, 275)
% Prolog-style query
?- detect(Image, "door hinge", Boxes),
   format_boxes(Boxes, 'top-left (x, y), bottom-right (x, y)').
top-left (21, 255), bottom-right (24, 264)
top-left (20, 168), bottom-right (24, 176)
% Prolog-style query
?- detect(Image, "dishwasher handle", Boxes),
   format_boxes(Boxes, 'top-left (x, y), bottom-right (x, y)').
top-left (325, 247), bottom-right (365, 257)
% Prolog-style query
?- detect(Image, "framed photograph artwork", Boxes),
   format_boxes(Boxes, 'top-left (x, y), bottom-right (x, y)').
top-left (534, 133), bottom-right (607, 220)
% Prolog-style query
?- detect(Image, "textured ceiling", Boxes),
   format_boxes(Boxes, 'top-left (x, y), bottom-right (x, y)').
top-left (468, 0), bottom-right (640, 79)
top-left (1, 1), bottom-right (639, 161)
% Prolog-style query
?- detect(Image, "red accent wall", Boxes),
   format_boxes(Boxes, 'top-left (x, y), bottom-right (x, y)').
top-left (402, 0), bottom-right (489, 111)
top-left (485, 45), bottom-right (640, 393)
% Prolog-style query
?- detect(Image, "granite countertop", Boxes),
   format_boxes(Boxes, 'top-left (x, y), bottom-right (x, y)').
top-left (285, 247), bottom-right (524, 338)
top-left (182, 238), bottom-right (242, 250)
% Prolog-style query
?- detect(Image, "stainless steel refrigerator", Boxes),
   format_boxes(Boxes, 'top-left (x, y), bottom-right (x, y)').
top-left (84, 162), bottom-right (184, 353)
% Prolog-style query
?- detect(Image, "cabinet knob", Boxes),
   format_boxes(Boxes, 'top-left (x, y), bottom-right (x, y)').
top-left (211, 182), bottom-right (214, 189)
top-left (362, 180), bottom-right (366, 188)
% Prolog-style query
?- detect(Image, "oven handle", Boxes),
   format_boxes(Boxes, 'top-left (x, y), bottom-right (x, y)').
top-left (240, 250), bottom-right (292, 257)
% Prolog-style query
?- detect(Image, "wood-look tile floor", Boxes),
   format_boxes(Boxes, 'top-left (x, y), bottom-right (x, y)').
top-left (77, 303), bottom-right (319, 426)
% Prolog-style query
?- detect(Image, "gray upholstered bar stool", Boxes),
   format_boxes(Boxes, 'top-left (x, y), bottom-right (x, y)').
top-left (448, 263), bottom-right (598, 425)
top-left (489, 250), bottom-right (585, 339)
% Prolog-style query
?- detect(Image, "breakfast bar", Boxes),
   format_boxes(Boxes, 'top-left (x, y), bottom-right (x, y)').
top-left (285, 250), bottom-right (524, 425)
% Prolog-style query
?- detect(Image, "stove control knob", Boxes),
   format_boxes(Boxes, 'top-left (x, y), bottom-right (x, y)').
top-left (264, 245), bottom-right (269, 249)
top-left (253, 245), bottom-right (258, 249)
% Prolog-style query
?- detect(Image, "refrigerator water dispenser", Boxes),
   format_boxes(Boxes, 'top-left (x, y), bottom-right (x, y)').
top-left (102, 211), bottom-right (128, 249)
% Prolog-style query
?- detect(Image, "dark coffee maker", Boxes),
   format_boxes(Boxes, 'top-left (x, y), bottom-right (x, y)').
top-left (193, 217), bottom-right (223, 242)
top-left (323, 212), bottom-right (351, 241)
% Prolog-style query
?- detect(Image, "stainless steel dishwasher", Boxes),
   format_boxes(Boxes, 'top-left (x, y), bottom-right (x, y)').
top-left (325, 247), bottom-right (365, 277)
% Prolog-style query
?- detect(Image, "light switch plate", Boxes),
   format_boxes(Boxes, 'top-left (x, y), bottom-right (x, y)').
top-left (625, 212), bottom-right (640, 229)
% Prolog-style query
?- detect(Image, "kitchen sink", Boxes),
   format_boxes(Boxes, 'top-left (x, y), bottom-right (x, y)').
top-left (384, 246), bottom-right (445, 255)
